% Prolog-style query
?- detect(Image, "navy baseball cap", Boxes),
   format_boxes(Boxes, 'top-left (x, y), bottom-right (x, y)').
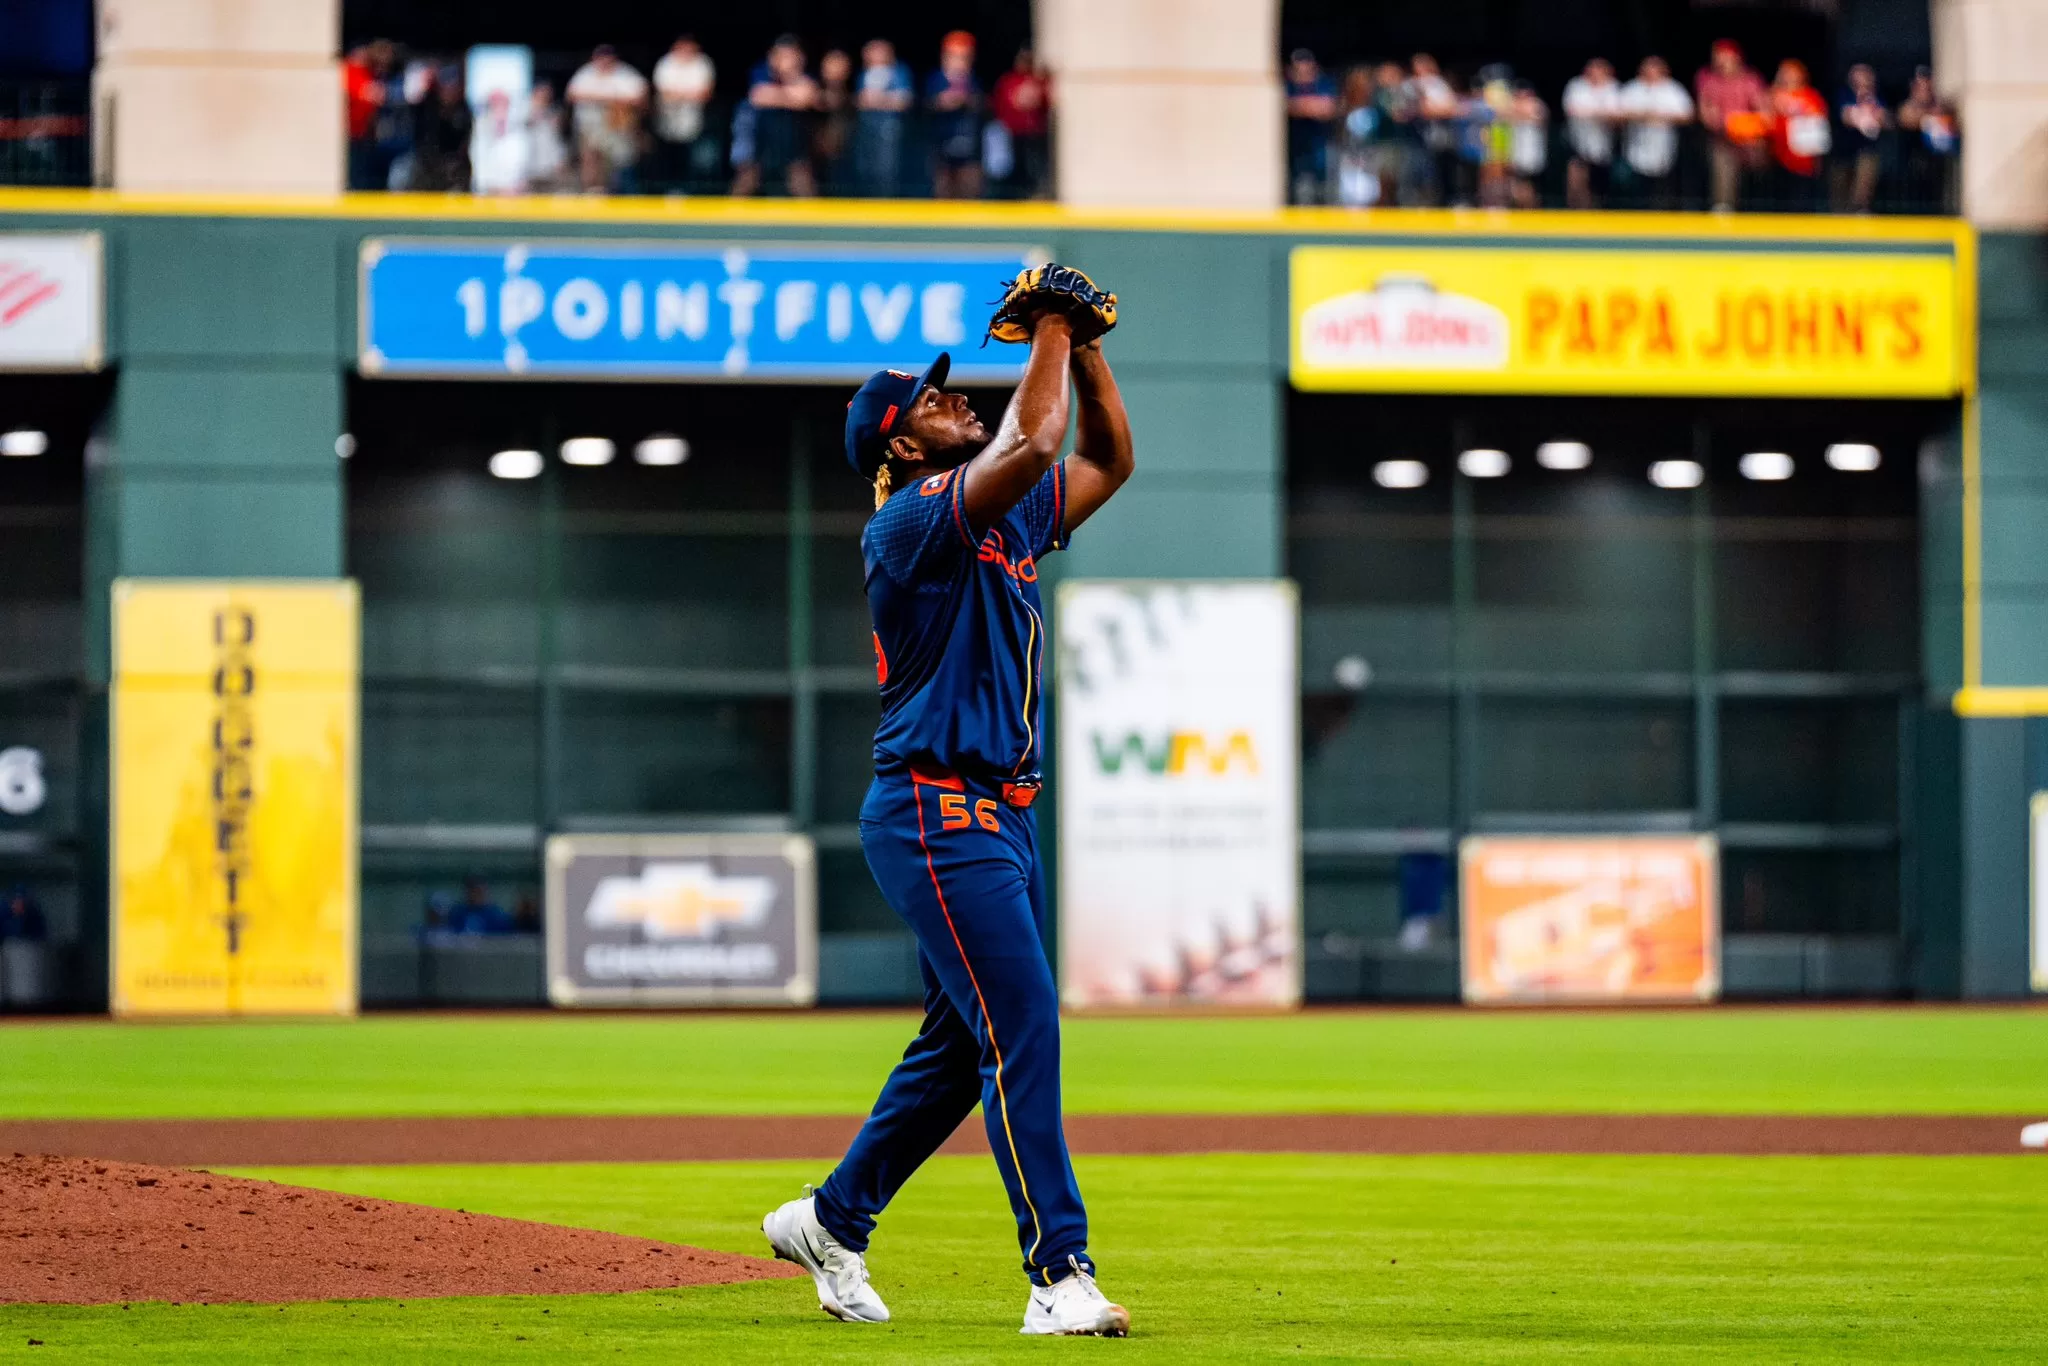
top-left (845, 352), bottom-right (950, 479)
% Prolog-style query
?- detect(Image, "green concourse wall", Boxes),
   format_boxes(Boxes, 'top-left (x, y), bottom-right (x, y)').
top-left (2, 195), bottom-right (2040, 1001)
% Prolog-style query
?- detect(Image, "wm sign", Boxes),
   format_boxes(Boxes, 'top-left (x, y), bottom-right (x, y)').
top-left (1089, 730), bottom-right (1260, 777)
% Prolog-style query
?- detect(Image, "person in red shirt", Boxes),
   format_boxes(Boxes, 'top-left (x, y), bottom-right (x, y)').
top-left (343, 41), bottom-right (398, 190)
top-left (1694, 39), bottom-right (1768, 210)
top-left (993, 48), bottom-right (1052, 199)
top-left (1766, 59), bottom-right (1829, 211)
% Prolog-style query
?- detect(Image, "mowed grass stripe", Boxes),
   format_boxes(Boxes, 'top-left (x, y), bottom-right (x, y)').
top-left (0, 1009), bottom-right (2042, 1120)
top-left (6, 1154), bottom-right (2040, 1362)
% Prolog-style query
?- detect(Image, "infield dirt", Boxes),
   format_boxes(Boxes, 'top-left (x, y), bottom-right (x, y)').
top-left (0, 1154), bottom-right (798, 1305)
top-left (0, 1112), bottom-right (2036, 1167)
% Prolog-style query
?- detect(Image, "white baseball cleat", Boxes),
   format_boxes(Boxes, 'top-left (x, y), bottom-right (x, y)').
top-left (761, 1189), bottom-right (890, 1324)
top-left (1021, 1256), bottom-right (1130, 1336)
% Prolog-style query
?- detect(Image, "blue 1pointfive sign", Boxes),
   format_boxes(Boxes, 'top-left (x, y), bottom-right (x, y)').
top-left (358, 239), bottom-right (1043, 382)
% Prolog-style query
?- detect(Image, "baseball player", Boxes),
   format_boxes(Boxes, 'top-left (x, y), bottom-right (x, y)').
top-left (763, 267), bottom-right (1133, 1335)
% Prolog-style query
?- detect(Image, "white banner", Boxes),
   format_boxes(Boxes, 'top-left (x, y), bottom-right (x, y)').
top-left (0, 233), bottom-right (103, 371)
top-left (1056, 581), bottom-right (1300, 1008)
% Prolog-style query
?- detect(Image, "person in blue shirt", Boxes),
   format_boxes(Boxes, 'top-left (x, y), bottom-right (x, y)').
top-left (853, 38), bottom-right (915, 196)
top-left (926, 30), bottom-right (985, 198)
top-left (1285, 48), bottom-right (1338, 204)
top-left (762, 291), bottom-right (1135, 1335)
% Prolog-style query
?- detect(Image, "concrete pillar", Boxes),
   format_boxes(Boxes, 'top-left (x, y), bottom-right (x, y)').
top-left (1932, 0), bottom-right (2048, 228)
top-left (1036, 0), bottom-right (1282, 209)
top-left (93, 0), bottom-right (341, 193)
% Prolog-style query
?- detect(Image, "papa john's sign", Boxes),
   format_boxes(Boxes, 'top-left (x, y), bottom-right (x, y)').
top-left (0, 233), bottom-right (103, 371)
top-left (1291, 242), bottom-right (1961, 397)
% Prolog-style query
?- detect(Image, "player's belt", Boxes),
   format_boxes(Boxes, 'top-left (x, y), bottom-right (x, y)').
top-left (906, 762), bottom-right (1039, 809)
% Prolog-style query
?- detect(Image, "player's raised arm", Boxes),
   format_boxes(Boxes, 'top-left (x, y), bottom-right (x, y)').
top-left (1060, 338), bottom-right (1134, 533)
top-left (957, 311), bottom-right (1073, 530)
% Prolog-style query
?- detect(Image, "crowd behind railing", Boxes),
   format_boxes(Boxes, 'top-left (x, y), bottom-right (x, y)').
top-left (343, 31), bottom-right (1054, 201)
top-left (1285, 40), bottom-right (1961, 214)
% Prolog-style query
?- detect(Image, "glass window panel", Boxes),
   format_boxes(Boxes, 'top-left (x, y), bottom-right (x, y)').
top-left (360, 684), bottom-right (539, 826)
top-left (555, 694), bottom-right (789, 817)
top-left (1723, 850), bottom-right (1899, 936)
top-left (1720, 699), bottom-right (1899, 824)
top-left (1476, 698), bottom-right (1693, 816)
top-left (1302, 695), bottom-right (1452, 829)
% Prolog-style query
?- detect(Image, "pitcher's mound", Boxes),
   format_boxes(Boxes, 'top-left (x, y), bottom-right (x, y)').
top-left (0, 1153), bottom-right (799, 1305)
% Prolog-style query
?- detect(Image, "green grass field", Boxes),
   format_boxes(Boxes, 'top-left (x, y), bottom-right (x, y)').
top-left (2, 1007), bottom-right (2044, 1117)
top-left (5, 1156), bottom-right (2043, 1361)
top-left (2, 1008), bottom-right (2044, 1361)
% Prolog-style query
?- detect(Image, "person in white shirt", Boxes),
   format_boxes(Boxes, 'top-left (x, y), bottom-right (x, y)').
top-left (470, 89), bottom-right (531, 195)
top-left (524, 82), bottom-right (570, 192)
top-left (565, 44), bottom-right (649, 192)
top-left (1618, 55), bottom-right (1695, 208)
top-left (651, 35), bottom-right (716, 192)
top-left (1561, 58), bottom-right (1623, 208)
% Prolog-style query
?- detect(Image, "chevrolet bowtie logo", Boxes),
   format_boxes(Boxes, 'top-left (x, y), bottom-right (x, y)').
top-left (585, 862), bottom-right (776, 939)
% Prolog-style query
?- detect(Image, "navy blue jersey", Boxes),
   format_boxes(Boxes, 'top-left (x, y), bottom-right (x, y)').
top-left (863, 463), bottom-right (1068, 779)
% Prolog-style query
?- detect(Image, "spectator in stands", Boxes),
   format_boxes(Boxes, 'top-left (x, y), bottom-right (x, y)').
top-left (566, 44), bottom-right (649, 193)
top-left (1898, 67), bottom-right (1960, 212)
top-left (0, 886), bottom-right (44, 942)
top-left (651, 35), bottom-right (717, 193)
top-left (813, 49), bottom-right (856, 194)
top-left (853, 38), bottom-right (915, 197)
top-left (451, 878), bottom-right (514, 935)
top-left (1767, 59), bottom-right (1829, 210)
top-left (1696, 40), bottom-right (1769, 211)
top-left (734, 36), bottom-right (819, 197)
top-left (1284, 49), bottom-right (1338, 205)
top-left (1406, 53), bottom-right (1462, 205)
top-left (927, 31), bottom-right (985, 199)
top-left (1618, 55), bottom-right (1692, 208)
top-left (343, 43), bottom-right (388, 191)
top-left (524, 82), bottom-right (570, 192)
top-left (1505, 81), bottom-right (1548, 208)
top-left (0, 884), bottom-right (48, 1009)
top-left (1372, 61), bottom-right (1424, 204)
top-left (469, 88), bottom-right (529, 195)
top-left (1329, 65), bottom-right (1382, 207)
top-left (1562, 57), bottom-right (1622, 209)
top-left (1832, 63), bottom-right (1888, 214)
top-left (993, 47), bottom-right (1053, 199)
top-left (410, 64), bottom-right (473, 192)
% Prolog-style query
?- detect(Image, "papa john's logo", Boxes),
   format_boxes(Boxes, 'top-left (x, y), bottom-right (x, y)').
top-left (584, 862), bottom-right (777, 940)
top-left (1300, 275), bottom-right (1508, 371)
top-left (0, 261), bottom-right (63, 328)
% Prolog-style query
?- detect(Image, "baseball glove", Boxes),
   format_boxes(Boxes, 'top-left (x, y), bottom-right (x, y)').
top-left (983, 264), bottom-right (1118, 347)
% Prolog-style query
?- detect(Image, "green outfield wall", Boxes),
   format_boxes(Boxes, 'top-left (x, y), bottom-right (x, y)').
top-left (0, 192), bottom-right (2037, 1005)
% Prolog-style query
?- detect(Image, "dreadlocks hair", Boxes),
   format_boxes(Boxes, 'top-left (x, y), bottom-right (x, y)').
top-left (871, 460), bottom-right (895, 511)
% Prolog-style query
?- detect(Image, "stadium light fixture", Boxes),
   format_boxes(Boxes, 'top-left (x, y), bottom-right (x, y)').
top-left (634, 435), bottom-right (690, 466)
top-left (1458, 448), bottom-right (1510, 478)
top-left (1536, 440), bottom-right (1591, 471)
top-left (1739, 451), bottom-right (1794, 482)
top-left (560, 436), bottom-right (616, 467)
top-left (1649, 459), bottom-right (1704, 489)
top-left (1825, 442), bottom-right (1881, 472)
top-left (0, 429), bottom-right (49, 458)
top-left (1373, 459), bottom-right (1429, 489)
top-left (334, 433), bottom-right (356, 460)
top-left (489, 449), bottom-right (544, 480)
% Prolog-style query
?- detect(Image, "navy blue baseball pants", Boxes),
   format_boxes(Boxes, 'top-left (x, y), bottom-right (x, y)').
top-left (812, 767), bottom-right (1092, 1285)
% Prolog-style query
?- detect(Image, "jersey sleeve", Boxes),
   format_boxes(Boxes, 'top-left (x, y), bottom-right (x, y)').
top-left (1015, 463), bottom-right (1070, 557)
top-left (865, 466), bottom-right (977, 584)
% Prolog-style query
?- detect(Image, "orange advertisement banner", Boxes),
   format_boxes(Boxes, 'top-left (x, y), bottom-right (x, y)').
top-left (1459, 836), bottom-right (1719, 1005)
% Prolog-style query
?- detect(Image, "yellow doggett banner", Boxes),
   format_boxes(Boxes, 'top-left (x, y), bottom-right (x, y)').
top-left (1291, 244), bottom-right (1960, 397)
top-left (112, 580), bottom-right (359, 1016)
